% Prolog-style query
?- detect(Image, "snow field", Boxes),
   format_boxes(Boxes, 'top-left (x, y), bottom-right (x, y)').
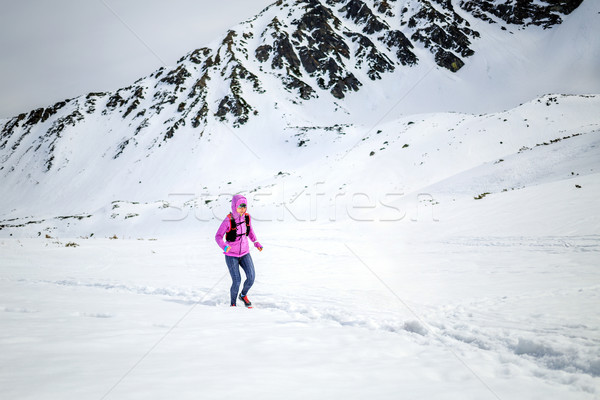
top-left (1, 201), bottom-right (599, 399)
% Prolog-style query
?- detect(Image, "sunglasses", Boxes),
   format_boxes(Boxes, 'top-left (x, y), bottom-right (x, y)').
top-left (238, 203), bottom-right (247, 208)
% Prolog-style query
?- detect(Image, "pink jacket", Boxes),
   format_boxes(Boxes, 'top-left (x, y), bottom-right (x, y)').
top-left (215, 195), bottom-right (261, 257)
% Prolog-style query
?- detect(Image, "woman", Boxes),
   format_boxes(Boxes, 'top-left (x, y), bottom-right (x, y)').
top-left (215, 194), bottom-right (263, 307)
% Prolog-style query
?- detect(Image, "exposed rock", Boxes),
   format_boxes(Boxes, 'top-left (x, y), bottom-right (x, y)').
top-left (434, 48), bottom-right (464, 72)
top-left (104, 91), bottom-right (128, 114)
top-left (256, 17), bottom-right (317, 100)
top-left (345, 32), bottom-right (395, 79)
top-left (283, 75), bottom-right (317, 100)
top-left (122, 86), bottom-right (145, 119)
top-left (212, 30), bottom-right (265, 126)
top-left (84, 92), bottom-right (106, 114)
top-left (0, 113), bottom-right (26, 150)
top-left (184, 73), bottom-right (211, 128)
top-left (188, 73), bottom-right (210, 100)
top-left (292, 1), bottom-right (363, 98)
top-left (255, 44), bottom-right (272, 63)
top-left (374, 0), bottom-right (395, 16)
top-left (163, 118), bottom-right (186, 141)
top-left (191, 103), bottom-right (209, 128)
top-left (216, 95), bottom-right (254, 126)
top-left (114, 138), bottom-right (133, 159)
top-left (461, 0), bottom-right (584, 28)
top-left (340, 0), bottom-right (389, 34)
top-left (182, 47), bottom-right (212, 64)
top-left (134, 118), bottom-right (149, 136)
top-left (379, 30), bottom-right (418, 66)
top-left (409, 0), bottom-right (479, 71)
top-left (329, 72), bottom-right (362, 99)
top-left (22, 100), bottom-right (69, 127)
top-left (160, 65), bottom-right (191, 89)
top-left (43, 108), bottom-right (84, 170)
top-left (260, 17), bottom-right (303, 76)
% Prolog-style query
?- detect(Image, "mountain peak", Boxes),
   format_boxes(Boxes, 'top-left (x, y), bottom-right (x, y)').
top-left (0, 0), bottom-right (589, 176)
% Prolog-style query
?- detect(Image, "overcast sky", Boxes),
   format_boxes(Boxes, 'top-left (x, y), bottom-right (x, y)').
top-left (0, 0), bottom-right (275, 118)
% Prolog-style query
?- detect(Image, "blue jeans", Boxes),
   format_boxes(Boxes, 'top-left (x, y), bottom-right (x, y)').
top-left (225, 253), bottom-right (255, 305)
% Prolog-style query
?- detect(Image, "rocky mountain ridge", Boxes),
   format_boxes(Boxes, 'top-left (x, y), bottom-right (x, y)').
top-left (0, 0), bottom-right (585, 175)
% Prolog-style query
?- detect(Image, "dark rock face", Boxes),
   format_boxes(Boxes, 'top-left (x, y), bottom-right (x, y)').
top-left (379, 30), bottom-right (418, 66)
top-left (160, 65), bottom-right (191, 88)
top-left (122, 87), bottom-right (145, 119)
top-left (266, 18), bottom-right (303, 75)
top-left (435, 48), bottom-right (465, 72)
top-left (183, 47), bottom-right (212, 64)
top-left (210, 30), bottom-right (265, 127)
top-left (0, 99), bottom-right (71, 169)
top-left (408, 0), bottom-right (479, 70)
top-left (255, 0), bottom-right (409, 100)
top-left (41, 108), bottom-right (85, 170)
top-left (216, 95), bottom-right (253, 125)
top-left (0, 114), bottom-right (26, 151)
top-left (340, 0), bottom-right (389, 34)
top-left (460, 0), bottom-right (584, 28)
top-left (255, 17), bottom-right (316, 99)
top-left (293, 1), bottom-right (358, 98)
top-left (345, 32), bottom-right (395, 79)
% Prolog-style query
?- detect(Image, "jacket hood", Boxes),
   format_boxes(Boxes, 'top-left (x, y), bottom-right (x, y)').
top-left (230, 194), bottom-right (248, 217)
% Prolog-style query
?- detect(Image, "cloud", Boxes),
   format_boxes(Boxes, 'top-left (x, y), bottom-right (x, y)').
top-left (0, 0), bottom-right (274, 118)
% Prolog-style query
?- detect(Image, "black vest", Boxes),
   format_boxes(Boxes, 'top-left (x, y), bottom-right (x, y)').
top-left (225, 213), bottom-right (250, 242)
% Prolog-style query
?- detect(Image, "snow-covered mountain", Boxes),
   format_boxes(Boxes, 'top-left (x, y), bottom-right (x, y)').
top-left (0, 0), bottom-right (590, 135)
top-left (0, 0), bottom-right (598, 237)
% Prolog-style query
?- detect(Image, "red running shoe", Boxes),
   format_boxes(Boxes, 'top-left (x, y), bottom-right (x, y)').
top-left (239, 294), bottom-right (252, 308)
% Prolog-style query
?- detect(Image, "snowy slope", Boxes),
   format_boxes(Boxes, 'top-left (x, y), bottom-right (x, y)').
top-left (1, 93), bottom-right (597, 239)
